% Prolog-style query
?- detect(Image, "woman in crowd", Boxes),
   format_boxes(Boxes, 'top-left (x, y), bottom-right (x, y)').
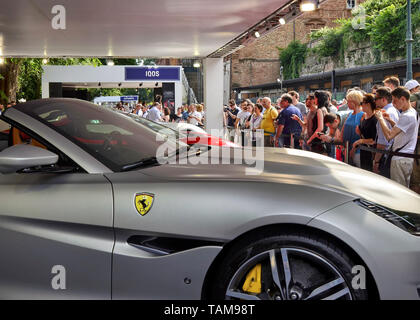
top-left (352, 94), bottom-right (378, 171)
top-left (188, 104), bottom-right (203, 126)
top-left (306, 92), bottom-right (328, 154)
top-left (248, 103), bottom-right (263, 147)
top-left (196, 104), bottom-right (205, 127)
top-left (341, 90), bottom-right (365, 167)
top-left (162, 106), bottom-right (171, 122)
top-left (292, 94), bottom-right (316, 151)
top-left (314, 90), bottom-right (331, 113)
top-left (172, 107), bottom-right (183, 123)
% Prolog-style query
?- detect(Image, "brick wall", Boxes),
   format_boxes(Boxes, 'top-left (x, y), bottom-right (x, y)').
top-left (229, 0), bottom-right (356, 89)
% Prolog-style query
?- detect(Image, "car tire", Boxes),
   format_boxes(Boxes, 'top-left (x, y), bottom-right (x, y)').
top-left (208, 231), bottom-right (369, 300)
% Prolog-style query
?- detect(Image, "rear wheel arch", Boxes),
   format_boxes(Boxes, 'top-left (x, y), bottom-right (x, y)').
top-left (201, 223), bottom-right (379, 300)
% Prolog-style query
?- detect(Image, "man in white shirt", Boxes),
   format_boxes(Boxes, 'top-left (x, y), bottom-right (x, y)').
top-left (147, 103), bottom-right (163, 122)
top-left (133, 104), bottom-right (143, 117)
top-left (235, 100), bottom-right (252, 146)
top-left (188, 105), bottom-right (202, 126)
top-left (374, 87), bottom-right (400, 176)
top-left (142, 105), bottom-right (149, 118)
top-left (376, 87), bottom-right (419, 187)
top-left (235, 100), bottom-right (251, 129)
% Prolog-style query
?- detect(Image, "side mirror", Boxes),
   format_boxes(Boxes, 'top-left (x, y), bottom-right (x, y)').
top-left (0, 144), bottom-right (58, 174)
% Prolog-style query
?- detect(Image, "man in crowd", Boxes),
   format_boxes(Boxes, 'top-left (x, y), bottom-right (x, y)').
top-left (235, 100), bottom-right (252, 129)
top-left (132, 104), bottom-right (143, 116)
top-left (410, 91), bottom-right (420, 112)
top-left (326, 91), bottom-right (338, 114)
top-left (288, 91), bottom-right (307, 120)
top-left (274, 94), bottom-right (302, 149)
top-left (225, 99), bottom-right (241, 142)
top-left (181, 104), bottom-right (189, 122)
top-left (371, 84), bottom-right (381, 95)
top-left (235, 100), bottom-right (252, 146)
top-left (147, 102), bottom-right (163, 122)
top-left (383, 77), bottom-right (400, 91)
top-left (375, 87), bottom-right (419, 187)
top-left (409, 92), bottom-right (420, 193)
top-left (260, 97), bottom-right (278, 147)
top-left (405, 79), bottom-right (420, 94)
top-left (320, 111), bottom-right (351, 159)
top-left (141, 105), bottom-right (149, 118)
top-left (373, 87), bottom-right (400, 176)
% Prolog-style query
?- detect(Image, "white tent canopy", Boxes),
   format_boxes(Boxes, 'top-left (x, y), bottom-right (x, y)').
top-left (0, 0), bottom-right (290, 58)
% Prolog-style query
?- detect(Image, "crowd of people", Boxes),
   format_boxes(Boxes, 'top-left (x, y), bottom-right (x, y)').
top-left (1, 77), bottom-right (419, 191)
top-left (224, 77), bottom-right (420, 191)
top-left (128, 100), bottom-right (206, 127)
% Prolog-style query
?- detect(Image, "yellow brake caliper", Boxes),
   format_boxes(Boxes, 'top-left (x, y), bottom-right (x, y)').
top-left (242, 264), bottom-right (262, 294)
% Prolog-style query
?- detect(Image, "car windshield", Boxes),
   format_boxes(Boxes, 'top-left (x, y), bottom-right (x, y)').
top-left (14, 99), bottom-right (185, 172)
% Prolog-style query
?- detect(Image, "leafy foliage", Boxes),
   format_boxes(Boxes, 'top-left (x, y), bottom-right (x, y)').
top-left (17, 58), bottom-right (102, 101)
top-left (311, 27), bottom-right (345, 60)
top-left (17, 59), bottom-right (43, 101)
top-left (310, 0), bottom-right (420, 60)
top-left (278, 41), bottom-right (308, 80)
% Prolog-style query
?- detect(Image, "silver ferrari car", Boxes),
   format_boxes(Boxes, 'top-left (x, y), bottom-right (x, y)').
top-left (0, 98), bottom-right (419, 300)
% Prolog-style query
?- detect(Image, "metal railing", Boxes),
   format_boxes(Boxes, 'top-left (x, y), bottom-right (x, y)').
top-left (227, 129), bottom-right (420, 165)
top-left (181, 69), bottom-right (198, 105)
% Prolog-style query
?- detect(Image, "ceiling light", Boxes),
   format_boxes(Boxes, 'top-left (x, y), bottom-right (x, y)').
top-left (107, 59), bottom-right (115, 66)
top-left (0, 58), bottom-right (4, 65)
top-left (279, 18), bottom-right (286, 25)
top-left (254, 31), bottom-right (260, 38)
top-left (193, 62), bottom-right (201, 68)
top-left (42, 58), bottom-right (48, 65)
top-left (300, 0), bottom-right (318, 12)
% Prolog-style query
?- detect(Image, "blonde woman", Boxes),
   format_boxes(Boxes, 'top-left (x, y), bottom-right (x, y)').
top-left (341, 90), bottom-right (365, 167)
top-left (196, 104), bottom-right (205, 126)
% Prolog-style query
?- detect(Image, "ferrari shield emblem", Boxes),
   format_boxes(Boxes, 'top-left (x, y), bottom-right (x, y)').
top-left (135, 193), bottom-right (155, 216)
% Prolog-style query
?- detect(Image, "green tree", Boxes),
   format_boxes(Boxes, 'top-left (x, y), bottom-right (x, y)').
top-left (15, 58), bottom-right (102, 102)
top-left (311, 0), bottom-right (420, 61)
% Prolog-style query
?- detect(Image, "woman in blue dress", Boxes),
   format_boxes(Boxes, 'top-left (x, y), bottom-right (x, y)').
top-left (341, 90), bottom-right (365, 167)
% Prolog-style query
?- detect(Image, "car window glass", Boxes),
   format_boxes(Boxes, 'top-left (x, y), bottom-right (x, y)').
top-left (16, 100), bottom-right (184, 172)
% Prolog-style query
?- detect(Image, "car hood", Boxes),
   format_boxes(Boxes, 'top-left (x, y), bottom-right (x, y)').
top-left (141, 147), bottom-right (420, 213)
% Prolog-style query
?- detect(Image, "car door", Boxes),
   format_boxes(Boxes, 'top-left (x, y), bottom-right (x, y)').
top-left (0, 122), bottom-right (114, 299)
top-left (0, 171), bottom-right (114, 299)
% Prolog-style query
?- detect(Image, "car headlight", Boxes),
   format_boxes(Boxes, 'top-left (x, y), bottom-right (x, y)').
top-left (355, 199), bottom-right (420, 236)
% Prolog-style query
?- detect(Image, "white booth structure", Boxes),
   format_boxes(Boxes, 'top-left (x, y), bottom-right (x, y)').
top-left (41, 61), bottom-right (224, 132)
top-left (41, 65), bottom-right (183, 109)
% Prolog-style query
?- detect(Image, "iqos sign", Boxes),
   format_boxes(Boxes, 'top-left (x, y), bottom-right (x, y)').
top-left (125, 67), bottom-right (180, 81)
